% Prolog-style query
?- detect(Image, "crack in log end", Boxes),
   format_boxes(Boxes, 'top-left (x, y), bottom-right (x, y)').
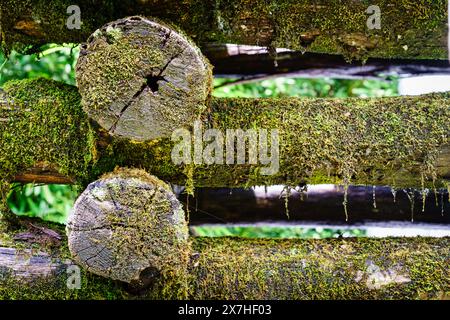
top-left (108, 73), bottom-right (168, 134)
top-left (108, 41), bottom-right (182, 134)
top-left (146, 75), bottom-right (166, 93)
top-left (66, 168), bottom-right (190, 285)
top-left (108, 79), bottom-right (149, 134)
top-left (107, 49), bottom-right (180, 135)
top-left (77, 16), bottom-right (213, 141)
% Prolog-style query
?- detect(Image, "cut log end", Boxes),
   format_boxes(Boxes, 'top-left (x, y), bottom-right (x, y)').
top-left (76, 16), bottom-right (213, 142)
top-left (66, 168), bottom-right (190, 284)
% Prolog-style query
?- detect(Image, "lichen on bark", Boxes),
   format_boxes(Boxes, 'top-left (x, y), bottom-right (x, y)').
top-left (0, 78), bottom-right (96, 184)
top-left (0, 1), bottom-right (447, 60)
top-left (67, 168), bottom-right (191, 298)
top-left (1, 78), bottom-right (450, 191)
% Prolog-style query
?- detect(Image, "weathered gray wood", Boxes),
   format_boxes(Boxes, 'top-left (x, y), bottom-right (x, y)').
top-left (0, 247), bottom-right (68, 280)
top-left (76, 16), bottom-right (212, 142)
top-left (66, 168), bottom-right (190, 284)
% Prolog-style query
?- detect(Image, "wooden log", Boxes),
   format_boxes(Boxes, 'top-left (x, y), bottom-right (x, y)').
top-left (76, 16), bottom-right (212, 141)
top-left (0, 231), bottom-right (449, 299)
top-left (182, 186), bottom-right (450, 225)
top-left (0, 247), bottom-right (126, 299)
top-left (1, 78), bottom-right (450, 190)
top-left (0, 1), bottom-right (448, 60)
top-left (206, 44), bottom-right (450, 80)
top-left (62, 170), bottom-right (450, 299)
top-left (2, 173), bottom-right (448, 299)
top-left (67, 168), bottom-right (190, 285)
top-left (188, 237), bottom-right (450, 299)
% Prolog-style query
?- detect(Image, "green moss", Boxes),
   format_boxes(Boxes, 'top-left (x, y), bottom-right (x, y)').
top-left (67, 168), bottom-right (191, 298)
top-left (0, 235), bottom-right (126, 299)
top-left (0, 219), bottom-right (126, 299)
top-left (0, 78), bottom-right (95, 182)
top-left (188, 237), bottom-right (450, 299)
top-left (76, 16), bottom-right (213, 142)
top-left (0, 78), bottom-right (96, 222)
top-left (0, 0), bottom-right (115, 54)
top-left (188, 0), bottom-right (448, 60)
top-left (1, 78), bottom-right (449, 193)
top-left (102, 94), bottom-right (450, 191)
top-left (1, 1), bottom-right (447, 60)
top-left (76, 23), bottom-right (167, 130)
top-left (0, 268), bottom-right (126, 300)
top-left (0, 228), bottom-right (448, 299)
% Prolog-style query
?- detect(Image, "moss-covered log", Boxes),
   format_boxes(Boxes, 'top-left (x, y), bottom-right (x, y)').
top-left (188, 237), bottom-right (450, 299)
top-left (1, 78), bottom-right (450, 190)
top-left (76, 16), bottom-right (212, 141)
top-left (0, 218), bottom-right (127, 299)
top-left (0, 234), bottom-right (449, 299)
top-left (0, 1), bottom-right (448, 60)
top-left (67, 168), bottom-right (190, 285)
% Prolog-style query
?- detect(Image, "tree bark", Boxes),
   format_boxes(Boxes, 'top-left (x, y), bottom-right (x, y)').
top-left (0, 0), bottom-right (447, 60)
top-left (5, 175), bottom-right (448, 300)
top-left (0, 235), bottom-right (449, 299)
top-left (1, 78), bottom-right (450, 190)
top-left (206, 44), bottom-right (450, 80)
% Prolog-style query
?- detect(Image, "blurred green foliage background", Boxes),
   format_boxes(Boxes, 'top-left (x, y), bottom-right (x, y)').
top-left (0, 44), bottom-right (79, 86)
top-left (193, 225), bottom-right (366, 238)
top-left (7, 184), bottom-right (79, 224)
top-left (1, 45), bottom-right (398, 238)
top-left (214, 77), bottom-right (398, 98)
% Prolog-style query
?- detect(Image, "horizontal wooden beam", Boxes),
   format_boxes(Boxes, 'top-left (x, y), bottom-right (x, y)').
top-left (1, 78), bottom-right (450, 190)
top-left (0, 235), bottom-right (449, 299)
top-left (0, 0), bottom-right (447, 60)
top-left (2, 172), bottom-right (448, 299)
top-left (206, 44), bottom-right (450, 80)
top-left (183, 186), bottom-right (450, 225)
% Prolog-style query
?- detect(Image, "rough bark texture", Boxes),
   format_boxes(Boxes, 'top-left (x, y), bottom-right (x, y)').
top-left (0, 1), bottom-right (447, 60)
top-left (0, 247), bottom-right (69, 279)
top-left (188, 237), bottom-right (450, 299)
top-left (67, 168), bottom-right (190, 284)
top-left (76, 16), bottom-right (212, 141)
top-left (0, 233), bottom-right (449, 299)
top-left (1, 78), bottom-right (450, 191)
top-left (0, 218), bottom-right (126, 299)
